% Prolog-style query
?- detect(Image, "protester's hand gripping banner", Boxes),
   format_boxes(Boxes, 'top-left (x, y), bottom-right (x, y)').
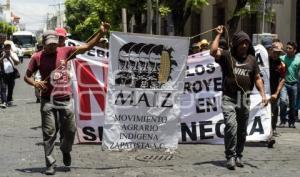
top-left (180, 48), bottom-right (271, 144)
top-left (102, 32), bottom-right (189, 150)
top-left (70, 41), bottom-right (271, 145)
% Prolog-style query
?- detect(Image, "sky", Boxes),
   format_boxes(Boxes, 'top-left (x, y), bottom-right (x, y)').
top-left (6, 0), bottom-right (64, 31)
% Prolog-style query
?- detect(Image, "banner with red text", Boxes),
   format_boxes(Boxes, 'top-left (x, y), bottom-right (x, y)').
top-left (71, 55), bottom-right (108, 143)
top-left (71, 44), bottom-right (271, 145)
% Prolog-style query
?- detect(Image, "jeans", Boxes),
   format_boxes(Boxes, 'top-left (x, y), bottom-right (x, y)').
top-left (222, 94), bottom-right (250, 159)
top-left (280, 83), bottom-right (297, 125)
top-left (40, 98), bottom-right (76, 167)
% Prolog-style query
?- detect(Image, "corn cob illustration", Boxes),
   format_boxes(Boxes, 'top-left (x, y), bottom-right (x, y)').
top-left (159, 50), bottom-right (171, 84)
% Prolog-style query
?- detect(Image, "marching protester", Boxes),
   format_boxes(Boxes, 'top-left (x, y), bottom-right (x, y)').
top-left (24, 22), bottom-right (110, 175)
top-left (55, 27), bottom-right (68, 143)
top-left (261, 37), bottom-right (286, 147)
top-left (0, 40), bottom-right (20, 108)
top-left (55, 27), bottom-right (67, 47)
top-left (210, 26), bottom-right (267, 170)
top-left (279, 41), bottom-right (300, 128)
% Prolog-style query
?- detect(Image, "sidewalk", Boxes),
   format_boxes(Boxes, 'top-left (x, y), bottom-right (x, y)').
top-left (0, 59), bottom-right (300, 177)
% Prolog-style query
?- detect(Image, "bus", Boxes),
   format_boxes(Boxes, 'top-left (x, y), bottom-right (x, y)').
top-left (12, 31), bottom-right (37, 57)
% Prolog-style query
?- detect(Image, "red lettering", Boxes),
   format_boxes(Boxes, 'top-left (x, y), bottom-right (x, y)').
top-left (74, 59), bottom-right (108, 120)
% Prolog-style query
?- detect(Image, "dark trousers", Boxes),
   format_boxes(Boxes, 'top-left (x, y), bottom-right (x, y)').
top-left (0, 75), bottom-right (6, 103)
top-left (222, 94), bottom-right (250, 159)
top-left (4, 72), bottom-right (15, 102)
top-left (271, 101), bottom-right (279, 130)
top-left (0, 72), bottom-right (15, 103)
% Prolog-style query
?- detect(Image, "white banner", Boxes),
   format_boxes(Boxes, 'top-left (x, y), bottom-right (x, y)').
top-left (102, 32), bottom-right (189, 150)
top-left (180, 48), bottom-right (271, 144)
top-left (71, 56), bottom-right (108, 143)
top-left (70, 41), bottom-right (271, 145)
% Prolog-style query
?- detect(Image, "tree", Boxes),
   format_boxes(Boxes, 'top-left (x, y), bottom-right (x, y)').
top-left (65, 0), bottom-right (265, 39)
top-left (65, 0), bottom-right (150, 40)
top-left (65, 0), bottom-right (209, 39)
top-left (227, 0), bottom-right (264, 37)
top-left (0, 21), bottom-right (17, 37)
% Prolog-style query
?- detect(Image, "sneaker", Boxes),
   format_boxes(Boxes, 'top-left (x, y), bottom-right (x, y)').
top-left (289, 124), bottom-right (296, 128)
top-left (267, 139), bottom-right (276, 148)
top-left (45, 163), bottom-right (56, 175)
top-left (62, 152), bottom-right (71, 166)
top-left (0, 103), bottom-right (7, 108)
top-left (235, 157), bottom-right (244, 167)
top-left (7, 101), bottom-right (12, 106)
top-left (226, 157), bottom-right (236, 170)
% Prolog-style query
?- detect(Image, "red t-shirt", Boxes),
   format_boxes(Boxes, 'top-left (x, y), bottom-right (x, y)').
top-left (28, 46), bottom-right (76, 99)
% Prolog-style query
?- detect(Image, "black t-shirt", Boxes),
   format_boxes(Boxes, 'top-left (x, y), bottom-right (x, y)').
top-left (269, 57), bottom-right (286, 94)
top-left (216, 50), bottom-right (260, 97)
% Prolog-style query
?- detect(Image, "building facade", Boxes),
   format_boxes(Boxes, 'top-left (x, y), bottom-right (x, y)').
top-left (184, 0), bottom-right (299, 50)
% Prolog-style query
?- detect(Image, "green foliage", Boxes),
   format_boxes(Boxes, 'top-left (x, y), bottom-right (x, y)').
top-left (64, 0), bottom-right (211, 39)
top-left (159, 5), bottom-right (171, 17)
top-left (233, 0), bottom-right (275, 23)
top-left (0, 21), bottom-right (17, 36)
top-left (65, 0), bottom-right (150, 40)
top-left (185, 0), bottom-right (209, 12)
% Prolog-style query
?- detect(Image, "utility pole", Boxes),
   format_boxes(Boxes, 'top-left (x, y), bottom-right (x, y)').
top-left (49, 2), bottom-right (64, 27)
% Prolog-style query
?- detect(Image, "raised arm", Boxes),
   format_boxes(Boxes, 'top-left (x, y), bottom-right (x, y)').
top-left (210, 25), bottom-right (224, 59)
top-left (74, 22), bottom-right (110, 55)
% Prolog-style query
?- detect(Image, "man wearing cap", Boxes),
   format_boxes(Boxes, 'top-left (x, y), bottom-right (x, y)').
top-left (199, 39), bottom-right (209, 52)
top-left (279, 41), bottom-right (300, 128)
top-left (24, 23), bottom-right (110, 175)
top-left (55, 27), bottom-right (67, 47)
top-left (261, 37), bottom-right (286, 147)
top-left (55, 27), bottom-right (68, 144)
top-left (211, 26), bottom-right (267, 170)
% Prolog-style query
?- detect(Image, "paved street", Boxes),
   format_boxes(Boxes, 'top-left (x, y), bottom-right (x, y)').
top-left (1, 58), bottom-right (300, 177)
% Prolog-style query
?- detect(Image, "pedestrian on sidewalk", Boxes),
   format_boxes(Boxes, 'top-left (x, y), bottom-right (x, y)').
top-left (279, 41), bottom-right (300, 128)
top-left (24, 22), bottom-right (110, 175)
top-left (0, 40), bottom-right (20, 107)
top-left (210, 26), bottom-right (267, 170)
top-left (261, 37), bottom-right (286, 147)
